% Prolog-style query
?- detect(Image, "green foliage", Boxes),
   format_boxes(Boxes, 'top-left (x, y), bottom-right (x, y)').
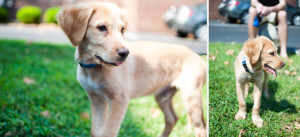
top-left (16, 5), bottom-right (42, 24)
top-left (209, 42), bottom-right (300, 136)
top-left (0, 7), bottom-right (9, 23)
top-left (0, 39), bottom-right (207, 136)
top-left (43, 7), bottom-right (60, 24)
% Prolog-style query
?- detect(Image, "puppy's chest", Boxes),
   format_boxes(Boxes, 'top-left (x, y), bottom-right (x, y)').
top-left (239, 73), bottom-right (253, 82)
top-left (77, 72), bottom-right (106, 92)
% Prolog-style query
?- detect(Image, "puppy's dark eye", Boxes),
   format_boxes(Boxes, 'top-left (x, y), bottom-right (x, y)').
top-left (98, 25), bottom-right (107, 32)
top-left (270, 52), bottom-right (275, 56)
top-left (121, 27), bottom-right (125, 33)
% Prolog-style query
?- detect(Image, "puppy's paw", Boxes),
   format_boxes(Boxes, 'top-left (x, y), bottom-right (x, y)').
top-left (235, 111), bottom-right (246, 120)
top-left (194, 127), bottom-right (206, 137)
top-left (252, 115), bottom-right (263, 128)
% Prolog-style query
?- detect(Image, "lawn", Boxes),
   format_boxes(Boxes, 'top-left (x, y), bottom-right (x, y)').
top-left (209, 42), bottom-right (300, 136)
top-left (0, 39), bottom-right (207, 136)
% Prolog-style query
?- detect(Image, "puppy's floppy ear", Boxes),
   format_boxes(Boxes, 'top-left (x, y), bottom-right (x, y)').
top-left (57, 5), bottom-right (94, 46)
top-left (243, 39), bottom-right (263, 64)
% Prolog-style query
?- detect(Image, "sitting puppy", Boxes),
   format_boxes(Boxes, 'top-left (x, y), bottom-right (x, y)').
top-left (57, 2), bottom-right (207, 137)
top-left (234, 36), bottom-right (285, 127)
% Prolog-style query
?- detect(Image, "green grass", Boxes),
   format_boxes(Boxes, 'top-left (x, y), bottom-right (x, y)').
top-left (0, 39), bottom-right (207, 136)
top-left (209, 42), bottom-right (300, 136)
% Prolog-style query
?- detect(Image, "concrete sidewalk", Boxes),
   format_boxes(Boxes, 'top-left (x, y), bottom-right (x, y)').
top-left (0, 24), bottom-right (207, 55)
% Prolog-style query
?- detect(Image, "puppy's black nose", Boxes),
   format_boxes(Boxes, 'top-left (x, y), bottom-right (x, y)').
top-left (117, 48), bottom-right (129, 59)
top-left (281, 62), bottom-right (285, 68)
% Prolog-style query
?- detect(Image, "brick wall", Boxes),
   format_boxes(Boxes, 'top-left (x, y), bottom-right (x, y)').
top-left (209, 0), bottom-right (224, 20)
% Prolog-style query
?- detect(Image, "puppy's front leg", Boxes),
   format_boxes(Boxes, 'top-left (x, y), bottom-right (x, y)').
top-left (252, 80), bottom-right (263, 128)
top-left (235, 81), bottom-right (247, 120)
top-left (98, 93), bottom-right (129, 137)
top-left (89, 92), bottom-right (129, 137)
top-left (88, 92), bottom-right (109, 137)
top-left (263, 71), bottom-right (269, 98)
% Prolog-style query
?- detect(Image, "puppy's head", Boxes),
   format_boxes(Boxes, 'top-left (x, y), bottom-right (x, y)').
top-left (57, 2), bottom-right (129, 67)
top-left (243, 36), bottom-right (285, 77)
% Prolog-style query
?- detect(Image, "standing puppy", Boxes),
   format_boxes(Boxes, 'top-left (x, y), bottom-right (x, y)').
top-left (234, 36), bottom-right (285, 127)
top-left (57, 2), bottom-right (207, 137)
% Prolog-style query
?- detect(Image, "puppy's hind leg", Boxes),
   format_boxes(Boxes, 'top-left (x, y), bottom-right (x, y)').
top-left (263, 71), bottom-right (269, 99)
top-left (155, 87), bottom-right (178, 137)
top-left (180, 85), bottom-right (206, 137)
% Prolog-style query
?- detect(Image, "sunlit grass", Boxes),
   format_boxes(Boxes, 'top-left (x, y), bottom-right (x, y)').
top-left (209, 42), bottom-right (299, 136)
top-left (0, 39), bottom-right (207, 136)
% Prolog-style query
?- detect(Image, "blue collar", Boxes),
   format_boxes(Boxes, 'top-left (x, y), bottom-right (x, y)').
top-left (79, 62), bottom-right (100, 68)
top-left (242, 55), bottom-right (254, 82)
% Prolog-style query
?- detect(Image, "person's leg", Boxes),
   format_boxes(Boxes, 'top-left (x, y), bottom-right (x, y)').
top-left (277, 10), bottom-right (288, 58)
top-left (248, 7), bottom-right (258, 39)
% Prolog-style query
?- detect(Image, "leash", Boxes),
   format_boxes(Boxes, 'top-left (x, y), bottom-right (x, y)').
top-left (242, 55), bottom-right (254, 82)
top-left (253, 13), bottom-right (262, 36)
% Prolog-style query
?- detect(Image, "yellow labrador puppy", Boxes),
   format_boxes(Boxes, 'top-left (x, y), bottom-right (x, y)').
top-left (234, 36), bottom-right (285, 127)
top-left (57, 2), bottom-right (206, 137)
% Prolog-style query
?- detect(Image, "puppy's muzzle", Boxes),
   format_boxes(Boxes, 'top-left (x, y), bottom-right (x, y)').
top-left (117, 48), bottom-right (130, 59)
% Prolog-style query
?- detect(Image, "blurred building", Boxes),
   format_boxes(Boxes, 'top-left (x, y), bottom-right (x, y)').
top-left (4, 0), bottom-right (206, 34)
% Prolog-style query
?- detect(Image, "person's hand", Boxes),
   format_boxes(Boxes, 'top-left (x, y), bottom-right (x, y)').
top-left (260, 6), bottom-right (272, 17)
top-left (255, 3), bottom-right (263, 13)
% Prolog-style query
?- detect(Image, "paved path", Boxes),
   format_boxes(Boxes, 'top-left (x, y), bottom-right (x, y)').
top-left (0, 24), bottom-right (207, 55)
top-left (209, 21), bottom-right (300, 54)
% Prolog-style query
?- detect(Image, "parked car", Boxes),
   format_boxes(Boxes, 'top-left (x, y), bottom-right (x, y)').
top-left (163, 3), bottom-right (207, 41)
top-left (218, 0), bottom-right (300, 26)
top-left (218, 0), bottom-right (251, 23)
top-left (286, 3), bottom-right (300, 26)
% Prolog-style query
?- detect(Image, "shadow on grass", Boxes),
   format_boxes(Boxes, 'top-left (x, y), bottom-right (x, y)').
top-left (246, 80), bottom-right (297, 114)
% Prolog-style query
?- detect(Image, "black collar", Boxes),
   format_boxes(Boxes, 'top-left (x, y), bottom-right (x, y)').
top-left (242, 55), bottom-right (254, 82)
top-left (79, 62), bottom-right (100, 68)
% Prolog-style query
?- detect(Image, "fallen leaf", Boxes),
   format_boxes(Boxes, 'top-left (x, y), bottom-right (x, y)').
top-left (283, 125), bottom-right (293, 132)
top-left (297, 76), bottom-right (300, 81)
top-left (26, 41), bottom-right (33, 45)
top-left (23, 77), bottom-right (35, 85)
top-left (150, 108), bottom-right (160, 118)
top-left (209, 54), bottom-right (216, 60)
top-left (41, 110), bottom-right (51, 118)
top-left (291, 71), bottom-right (297, 76)
top-left (80, 112), bottom-right (90, 120)
top-left (295, 122), bottom-right (300, 129)
top-left (5, 131), bottom-right (12, 136)
top-left (238, 129), bottom-right (246, 137)
top-left (224, 61), bottom-right (229, 65)
top-left (284, 70), bottom-right (290, 75)
top-left (25, 48), bottom-right (30, 54)
top-left (226, 49), bottom-right (234, 56)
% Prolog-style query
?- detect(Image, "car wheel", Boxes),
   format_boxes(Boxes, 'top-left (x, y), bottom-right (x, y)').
top-left (195, 24), bottom-right (207, 42)
top-left (292, 14), bottom-right (300, 26)
top-left (241, 11), bottom-right (249, 24)
top-left (177, 31), bottom-right (188, 37)
top-left (228, 17), bottom-right (237, 23)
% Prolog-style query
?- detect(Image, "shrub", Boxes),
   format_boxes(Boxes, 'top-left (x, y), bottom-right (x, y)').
top-left (16, 5), bottom-right (42, 24)
top-left (43, 6), bottom-right (60, 24)
top-left (0, 7), bottom-right (9, 23)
